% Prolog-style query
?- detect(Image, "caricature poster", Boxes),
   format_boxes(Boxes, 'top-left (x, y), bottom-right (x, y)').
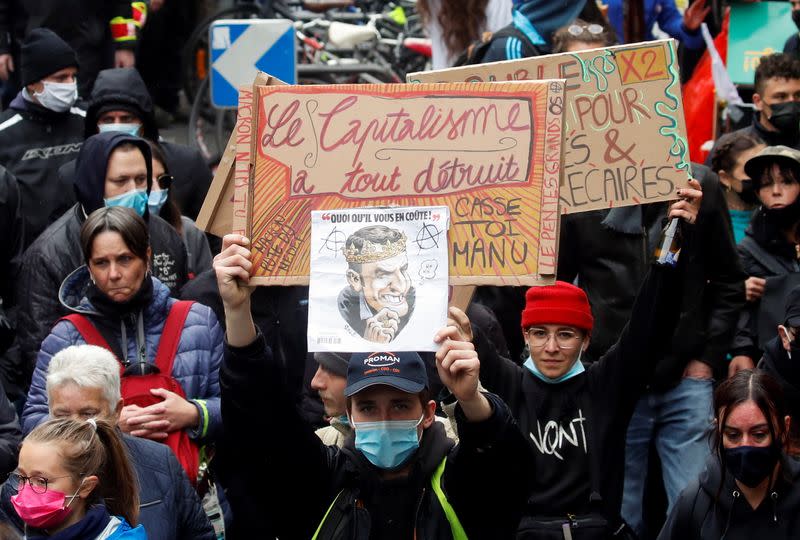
top-left (308, 206), bottom-right (450, 352)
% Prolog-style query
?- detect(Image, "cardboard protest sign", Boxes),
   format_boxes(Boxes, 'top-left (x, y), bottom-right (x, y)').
top-left (234, 81), bottom-right (565, 286)
top-left (308, 206), bottom-right (449, 352)
top-left (408, 39), bottom-right (691, 213)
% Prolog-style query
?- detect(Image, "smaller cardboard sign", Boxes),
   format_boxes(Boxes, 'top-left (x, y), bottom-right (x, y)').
top-left (408, 39), bottom-right (691, 214)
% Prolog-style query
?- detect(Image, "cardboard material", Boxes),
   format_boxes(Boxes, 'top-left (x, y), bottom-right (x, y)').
top-left (236, 81), bottom-right (566, 286)
top-left (196, 73), bottom-right (286, 237)
top-left (409, 39), bottom-right (691, 213)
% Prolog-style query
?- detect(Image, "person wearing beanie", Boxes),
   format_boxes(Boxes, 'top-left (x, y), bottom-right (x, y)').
top-left (0, 0), bottom-right (144, 100)
top-left (440, 186), bottom-right (702, 537)
top-left (0, 28), bottom-right (84, 249)
top-left (15, 132), bottom-right (189, 398)
top-left (216, 233), bottom-right (535, 538)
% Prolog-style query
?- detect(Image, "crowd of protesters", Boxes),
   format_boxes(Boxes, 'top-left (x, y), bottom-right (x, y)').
top-left (0, 0), bottom-right (799, 539)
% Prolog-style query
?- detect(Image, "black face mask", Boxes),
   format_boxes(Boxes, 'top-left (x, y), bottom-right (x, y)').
top-left (764, 195), bottom-right (800, 230)
top-left (793, 10), bottom-right (800, 31)
top-left (768, 101), bottom-right (800, 137)
top-left (723, 444), bottom-right (781, 488)
top-left (738, 179), bottom-right (761, 205)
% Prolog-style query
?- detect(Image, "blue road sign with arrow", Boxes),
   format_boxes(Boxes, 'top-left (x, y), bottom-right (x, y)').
top-left (210, 19), bottom-right (296, 108)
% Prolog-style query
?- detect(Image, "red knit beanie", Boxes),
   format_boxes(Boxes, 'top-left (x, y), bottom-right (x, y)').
top-left (520, 281), bottom-right (594, 333)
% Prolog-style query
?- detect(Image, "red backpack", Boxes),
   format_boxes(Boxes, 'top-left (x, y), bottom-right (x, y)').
top-left (60, 301), bottom-right (200, 484)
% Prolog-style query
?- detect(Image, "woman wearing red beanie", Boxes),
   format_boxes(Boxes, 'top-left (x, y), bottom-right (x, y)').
top-left (435, 180), bottom-right (703, 538)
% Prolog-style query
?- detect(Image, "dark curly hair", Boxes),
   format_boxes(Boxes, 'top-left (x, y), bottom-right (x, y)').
top-left (417, 0), bottom-right (489, 60)
top-left (754, 53), bottom-right (800, 95)
top-left (709, 131), bottom-right (764, 175)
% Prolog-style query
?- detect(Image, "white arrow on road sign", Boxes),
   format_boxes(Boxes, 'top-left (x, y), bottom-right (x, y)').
top-left (214, 22), bottom-right (285, 90)
top-left (210, 19), bottom-right (296, 108)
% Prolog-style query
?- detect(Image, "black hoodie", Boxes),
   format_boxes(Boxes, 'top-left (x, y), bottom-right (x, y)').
top-left (15, 132), bottom-right (188, 396)
top-left (659, 455), bottom-right (800, 539)
top-left (74, 131), bottom-right (152, 213)
top-left (82, 68), bottom-right (213, 220)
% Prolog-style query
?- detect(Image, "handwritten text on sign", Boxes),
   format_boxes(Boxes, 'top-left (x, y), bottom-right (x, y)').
top-left (237, 82), bottom-right (565, 286)
top-left (409, 39), bottom-right (689, 213)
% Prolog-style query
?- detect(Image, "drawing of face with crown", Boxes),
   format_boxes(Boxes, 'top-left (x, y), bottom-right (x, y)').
top-left (342, 226), bottom-right (413, 343)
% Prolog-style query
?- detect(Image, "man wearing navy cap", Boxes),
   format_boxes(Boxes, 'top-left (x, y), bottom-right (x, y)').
top-left (215, 233), bottom-right (534, 539)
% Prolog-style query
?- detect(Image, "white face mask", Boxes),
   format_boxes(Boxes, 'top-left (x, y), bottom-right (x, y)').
top-left (33, 81), bottom-right (78, 112)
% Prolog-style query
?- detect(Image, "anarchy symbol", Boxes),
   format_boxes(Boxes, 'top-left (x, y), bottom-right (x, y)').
top-left (320, 227), bottom-right (347, 256)
top-left (415, 224), bottom-right (442, 252)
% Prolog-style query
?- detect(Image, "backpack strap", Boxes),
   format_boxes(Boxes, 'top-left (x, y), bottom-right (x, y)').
top-left (60, 314), bottom-right (119, 366)
top-left (312, 489), bottom-right (347, 540)
top-left (152, 301), bottom-right (194, 375)
top-left (675, 478), bottom-right (711, 539)
top-left (431, 457), bottom-right (468, 540)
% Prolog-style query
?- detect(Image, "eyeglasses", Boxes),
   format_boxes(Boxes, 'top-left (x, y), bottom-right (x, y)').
top-left (156, 174), bottom-right (173, 190)
top-left (9, 472), bottom-right (73, 494)
top-left (567, 24), bottom-right (605, 37)
top-left (525, 328), bottom-right (581, 350)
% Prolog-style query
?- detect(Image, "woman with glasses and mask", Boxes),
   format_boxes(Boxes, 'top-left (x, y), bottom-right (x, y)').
top-left (658, 369), bottom-right (800, 539)
top-left (730, 146), bottom-right (800, 376)
top-left (6, 417), bottom-right (145, 538)
top-left (551, 18), bottom-right (617, 53)
top-left (439, 191), bottom-right (701, 537)
top-left (146, 141), bottom-right (212, 278)
top-left (21, 207), bottom-right (223, 482)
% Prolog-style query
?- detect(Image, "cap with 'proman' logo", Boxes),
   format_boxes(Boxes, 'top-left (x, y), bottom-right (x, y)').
top-left (344, 351), bottom-right (428, 397)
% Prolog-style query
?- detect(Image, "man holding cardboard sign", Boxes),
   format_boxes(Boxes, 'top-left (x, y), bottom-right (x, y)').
top-left (215, 233), bottom-right (534, 538)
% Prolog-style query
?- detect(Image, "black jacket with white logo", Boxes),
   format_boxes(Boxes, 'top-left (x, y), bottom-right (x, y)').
top-left (0, 92), bottom-right (84, 246)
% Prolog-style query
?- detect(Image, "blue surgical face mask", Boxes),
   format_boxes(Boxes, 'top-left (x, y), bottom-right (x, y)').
top-left (98, 123), bottom-right (142, 137)
top-left (352, 414), bottom-right (424, 469)
top-left (105, 188), bottom-right (148, 217)
top-left (148, 188), bottom-right (168, 215)
top-left (524, 345), bottom-right (586, 384)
